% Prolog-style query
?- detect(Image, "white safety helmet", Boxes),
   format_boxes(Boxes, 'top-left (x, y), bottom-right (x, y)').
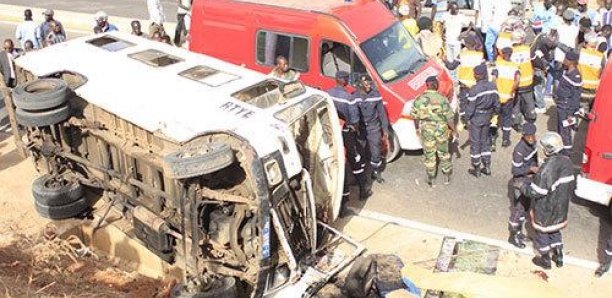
top-left (398, 4), bottom-right (410, 17)
top-left (585, 32), bottom-right (599, 46)
top-left (95, 11), bottom-right (108, 21)
top-left (539, 132), bottom-right (564, 156)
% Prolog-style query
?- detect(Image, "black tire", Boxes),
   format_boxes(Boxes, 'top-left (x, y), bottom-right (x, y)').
top-left (15, 103), bottom-right (71, 127)
top-left (34, 197), bottom-right (90, 220)
top-left (12, 79), bottom-right (69, 111)
top-left (345, 256), bottom-right (377, 298)
top-left (164, 142), bottom-right (234, 179)
top-left (32, 174), bottom-right (83, 206)
top-left (171, 277), bottom-right (238, 298)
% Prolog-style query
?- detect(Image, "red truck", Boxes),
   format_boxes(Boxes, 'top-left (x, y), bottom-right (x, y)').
top-left (189, 0), bottom-right (454, 161)
top-left (575, 60), bottom-right (612, 217)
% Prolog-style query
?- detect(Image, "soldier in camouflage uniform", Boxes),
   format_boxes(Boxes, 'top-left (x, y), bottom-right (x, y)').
top-left (410, 76), bottom-right (456, 186)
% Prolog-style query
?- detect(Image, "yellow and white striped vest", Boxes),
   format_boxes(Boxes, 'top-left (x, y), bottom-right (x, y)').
top-left (578, 47), bottom-right (604, 90)
top-left (511, 45), bottom-right (534, 88)
top-left (495, 58), bottom-right (520, 103)
top-left (458, 50), bottom-right (484, 87)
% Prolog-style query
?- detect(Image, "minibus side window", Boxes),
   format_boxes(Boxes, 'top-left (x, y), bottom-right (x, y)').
top-left (256, 31), bottom-right (309, 72)
top-left (320, 40), bottom-right (367, 80)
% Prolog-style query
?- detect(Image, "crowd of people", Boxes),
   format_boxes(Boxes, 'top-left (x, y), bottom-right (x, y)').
top-left (321, 0), bottom-right (611, 276)
top-left (1, 0), bottom-right (193, 88)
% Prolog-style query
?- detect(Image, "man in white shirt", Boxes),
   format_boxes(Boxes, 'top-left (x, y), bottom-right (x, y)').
top-left (0, 39), bottom-right (20, 88)
top-left (472, 0), bottom-right (493, 45)
top-left (484, 0), bottom-right (513, 62)
top-left (444, 2), bottom-right (470, 61)
top-left (555, 10), bottom-right (579, 64)
top-left (15, 9), bottom-right (40, 49)
top-left (147, 0), bottom-right (166, 37)
top-left (174, 0), bottom-right (192, 46)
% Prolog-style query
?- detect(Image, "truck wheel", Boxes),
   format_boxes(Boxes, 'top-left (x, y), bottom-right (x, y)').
top-left (15, 103), bottom-right (71, 127)
top-left (344, 256), bottom-right (377, 298)
top-left (34, 197), bottom-right (90, 220)
top-left (32, 174), bottom-right (83, 206)
top-left (171, 277), bottom-right (238, 298)
top-left (12, 79), bottom-right (69, 111)
top-left (164, 143), bottom-right (234, 179)
top-left (385, 129), bottom-right (401, 163)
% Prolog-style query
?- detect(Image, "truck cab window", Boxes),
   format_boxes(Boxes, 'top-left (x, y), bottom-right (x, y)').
top-left (320, 41), bottom-right (366, 81)
top-left (256, 31), bottom-right (309, 71)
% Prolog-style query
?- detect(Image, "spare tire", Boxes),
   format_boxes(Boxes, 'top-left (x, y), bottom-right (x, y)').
top-left (32, 174), bottom-right (83, 206)
top-left (15, 103), bottom-right (71, 127)
top-left (12, 79), bottom-right (69, 111)
top-left (34, 197), bottom-right (90, 220)
top-left (171, 277), bottom-right (238, 298)
top-left (164, 142), bottom-right (234, 179)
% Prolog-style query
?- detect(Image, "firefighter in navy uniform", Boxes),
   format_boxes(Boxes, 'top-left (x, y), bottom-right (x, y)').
top-left (466, 64), bottom-right (500, 177)
top-left (516, 132), bottom-right (575, 270)
top-left (554, 50), bottom-right (582, 157)
top-left (508, 122), bottom-right (539, 249)
top-left (354, 75), bottom-right (390, 184)
top-left (327, 71), bottom-right (371, 216)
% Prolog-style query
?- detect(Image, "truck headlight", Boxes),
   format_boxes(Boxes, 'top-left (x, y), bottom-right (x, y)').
top-left (265, 159), bottom-right (282, 186)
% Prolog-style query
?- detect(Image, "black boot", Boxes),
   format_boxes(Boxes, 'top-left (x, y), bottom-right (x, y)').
top-left (595, 257), bottom-right (611, 277)
top-left (426, 174), bottom-right (435, 187)
top-left (481, 165), bottom-right (492, 176)
top-left (532, 253), bottom-right (552, 270)
top-left (469, 165), bottom-right (481, 177)
top-left (359, 187), bottom-right (372, 201)
top-left (372, 170), bottom-right (385, 184)
top-left (508, 231), bottom-right (526, 249)
top-left (552, 247), bottom-right (564, 268)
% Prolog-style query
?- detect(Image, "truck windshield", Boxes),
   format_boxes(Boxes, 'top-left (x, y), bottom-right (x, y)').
top-left (360, 22), bottom-right (427, 83)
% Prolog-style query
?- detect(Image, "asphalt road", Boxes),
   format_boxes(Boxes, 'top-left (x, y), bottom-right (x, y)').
top-left (1, 12), bottom-right (610, 264)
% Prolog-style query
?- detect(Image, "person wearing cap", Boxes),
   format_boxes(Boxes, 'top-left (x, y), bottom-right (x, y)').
top-left (410, 76), bottom-right (455, 186)
top-left (554, 50), bottom-right (582, 157)
top-left (37, 9), bottom-right (65, 48)
top-left (510, 29), bottom-right (538, 130)
top-left (507, 122), bottom-right (538, 249)
top-left (354, 75), bottom-right (389, 184)
top-left (574, 0), bottom-right (600, 28)
top-left (515, 131), bottom-right (574, 270)
top-left (465, 63), bottom-right (500, 177)
top-left (491, 47), bottom-right (520, 148)
top-left (443, 34), bottom-right (485, 125)
top-left (398, 4), bottom-right (418, 37)
top-left (327, 71), bottom-right (371, 214)
top-left (554, 9), bottom-right (579, 65)
top-left (578, 32), bottom-right (606, 111)
top-left (94, 11), bottom-right (118, 33)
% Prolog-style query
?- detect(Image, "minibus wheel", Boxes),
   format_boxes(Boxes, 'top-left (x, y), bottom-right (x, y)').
top-left (15, 103), bottom-right (71, 127)
top-left (12, 78), bottom-right (69, 111)
top-left (164, 142), bottom-right (235, 179)
top-left (34, 197), bottom-right (90, 220)
top-left (32, 174), bottom-right (83, 206)
top-left (385, 129), bottom-right (401, 163)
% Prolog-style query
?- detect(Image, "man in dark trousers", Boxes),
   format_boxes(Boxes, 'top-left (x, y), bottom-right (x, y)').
top-left (0, 39), bottom-right (20, 88)
top-left (517, 132), bottom-right (574, 269)
top-left (595, 235), bottom-right (612, 277)
top-left (508, 122), bottom-right (538, 248)
top-left (466, 63), bottom-right (500, 177)
top-left (554, 50), bottom-right (582, 157)
top-left (327, 71), bottom-right (371, 216)
top-left (355, 75), bottom-right (390, 184)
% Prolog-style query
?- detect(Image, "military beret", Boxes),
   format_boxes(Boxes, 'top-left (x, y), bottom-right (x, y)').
top-left (523, 122), bottom-right (536, 136)
top-left (335, 71), bottom-right (349, 79)
top-left (565, 50), bottom-right (579, 62)
top-left (474, 64), bottom-right (487, 76)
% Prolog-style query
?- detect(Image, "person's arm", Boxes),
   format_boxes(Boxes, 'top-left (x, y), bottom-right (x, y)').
top-left (376, 98), bottom-right (390, 134)
top-left (520, 166), bottom-right (549, 199)
top-left (443, 59), bottom-right (461, 70)
top-left (512, 70), bottom-right (520, 96)
top-left (15, 25), bottom-right (22, 42)
top-left (431, 0), bottom-right (437, 19)
top-left (512, 150), bottom-right (529, 177)
top-left (465, 88), bottom-right (478, 120)
top-left (414, 0), bottom-right (421, 18)
top-left (178, 0), bottom-right (191, 11)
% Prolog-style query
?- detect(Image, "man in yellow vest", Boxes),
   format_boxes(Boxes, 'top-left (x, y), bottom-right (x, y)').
top-left (492, 47), bottom-right (520, 148)
top-left (510, 30), bottom-right (537, 131)
top-left (444, 35), bottom-right (485, 125)
top-left (578, 32), bottom-right (606, 112)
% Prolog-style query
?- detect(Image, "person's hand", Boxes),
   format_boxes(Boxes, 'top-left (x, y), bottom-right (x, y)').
top-left (512, 180), bottom-right (525, 189)
top-left (529, 166), bottom-right (539, 174)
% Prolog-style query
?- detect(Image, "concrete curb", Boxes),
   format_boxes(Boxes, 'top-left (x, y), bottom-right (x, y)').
top-left (0, 3), bottom-right (176, 36)
top-left (350, 207), bottom-right (601, 270)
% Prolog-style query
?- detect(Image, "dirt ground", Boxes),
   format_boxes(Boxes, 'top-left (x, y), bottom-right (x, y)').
top-left (0, 132), bottom-right (174, 297)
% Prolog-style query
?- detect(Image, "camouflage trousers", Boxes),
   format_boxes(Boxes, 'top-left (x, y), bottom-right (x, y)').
top-left (421, 123), bottom-right (452, 177)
